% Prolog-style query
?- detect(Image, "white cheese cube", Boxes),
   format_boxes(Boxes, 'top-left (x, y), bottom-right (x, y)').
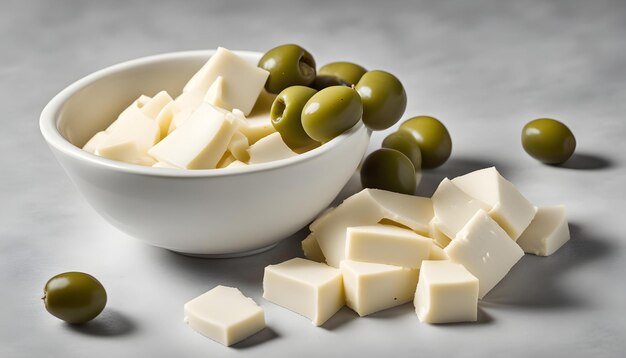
top-left (152, 161), bottom-right (179, 169)
top-left (232, 91), bottom-right (277, 144)
top-left (154, 101), bottom-right (177, 139)
top-left (428, 243), bottom-right (448, 260)
top-left (225, 160), bottom-right (247, 169)
top-left (414, 260), bottom-right (479, 324)
top-left (248, 132), bottom-right (297, 164)
top-left (183, 47), bottom-right (269, 116)
top-left (345, 225), bottom-right (431, 269)
top-left (428, 218), bottom-right (452, 248)
top-left (203, 76), bottom-right (227, 109)
top-left (140, 90), bottom-right (173, 119)
top-left (82, 131), bottom-right (108, 154)
top-left (96, 108), bottom-right (160, 165)
top-left (445, 210), bottom-right (524, 299)
top-left (516, 206), bottom-right (570, 256)
top-left (432, 178), bottom-right (491, 239)
top-left (452, 167), bottom-right (536, 240)
top-left (341, 260), bottom-right (419, 317)
top-left (310, 189), bottom-right (433, 267)
top-left (263, 258), bottom-right (344, 326)
top-left (184, 286), bottom-right (265, 347)
top-left (148, 103), bottom-right (238, 169)
top-left (227, 131), bottom-right (250, 163)
top-left (302, 233), bottom-right (326, 263)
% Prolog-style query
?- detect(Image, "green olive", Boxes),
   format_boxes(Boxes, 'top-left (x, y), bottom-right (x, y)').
top-left (311, 75), bottom-right (348, 90)
top-left (258, 44), bottom-right (316, 94)
top-left (355, 70), bottom-right (407, 130)
top-left (271, 86), bottom-right (319, 151)
top-left (43, 272), bottom-right (107, 324)
top-left (399, 116), bottom-right (452, 169)
top-left (301, 86), bottom-right (363, 143)
top-left (318, 62), bottom-right (367, 86)
top-left (522, 118), bottom-right (576, 164)
top-left (360, 148), bottom-right (416, 195)
top-left (382, 131), bottom-right (422, 171)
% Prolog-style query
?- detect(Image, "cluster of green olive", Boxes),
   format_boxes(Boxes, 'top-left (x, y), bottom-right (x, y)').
top-left (43, 272), bottom-right (107, 324)
top-left (258, 44), bottom-right (407, 152)
top-left (362, 116), bottom-right (453, 194)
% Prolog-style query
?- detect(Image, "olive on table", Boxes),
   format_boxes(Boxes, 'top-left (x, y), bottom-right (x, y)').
top-left (318, 62), bottom-right (367, 86)
top-left (355, 70), bottom-right (407, 130)
top-left (399, 116), bottom-right (452, 169)
top-left (360, 148), bottom-right (417, 195)
top-left (42, 272), bottom-right (107, 324)
top-left (301, 86), bottom-right (363, 143)
top-left (258, 44), bottom-right (316, 94)
top-left (311, 75), bottom-right (348, 91)
top-left (271, 86), bottom-right (319, 151)
top-left (522, 118), bottom-right (576, 164)
top-left (382, 131), bottom-right (422, 171)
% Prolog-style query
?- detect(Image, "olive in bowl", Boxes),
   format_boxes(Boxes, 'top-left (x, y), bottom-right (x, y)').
top-left (258, 44), bottom-right (316, 94)
top-left (522, 118), bottom-right (576, 165)
top-left (271, 86), bottom-right (319, 151)
top-left (399, 116), bottom-right (452, 169)
top-left (302, 86), bottom-right (363, 143)
top-left (355, 70), bottom-right (407, 130)
top-left (318, 61), bottom-right (367, 86)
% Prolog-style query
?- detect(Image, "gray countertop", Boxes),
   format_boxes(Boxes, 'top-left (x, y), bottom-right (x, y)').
top-left (1, 0), bottom-right (625, 357)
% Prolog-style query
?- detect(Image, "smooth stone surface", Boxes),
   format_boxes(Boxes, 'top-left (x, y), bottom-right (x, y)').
top-left (1, 0), bottom-right (625, 357)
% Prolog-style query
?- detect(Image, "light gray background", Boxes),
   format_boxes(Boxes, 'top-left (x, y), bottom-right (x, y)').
top-left (1, 0), bottom-right (624, 357)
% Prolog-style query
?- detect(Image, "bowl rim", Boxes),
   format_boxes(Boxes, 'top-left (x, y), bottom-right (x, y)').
top-left (40, 49), bottom-right (368, 178)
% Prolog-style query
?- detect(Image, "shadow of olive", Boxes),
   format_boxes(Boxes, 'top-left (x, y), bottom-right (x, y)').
top-left (63, 309), bottom-right (137, 337)
top-left (232, 326), bottom-right (279, 349)
top-left (556, 153), bottom-right (613, 170)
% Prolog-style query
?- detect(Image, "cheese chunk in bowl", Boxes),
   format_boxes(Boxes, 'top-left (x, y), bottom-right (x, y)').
top-left (40, 50), bottom-right (370, 256)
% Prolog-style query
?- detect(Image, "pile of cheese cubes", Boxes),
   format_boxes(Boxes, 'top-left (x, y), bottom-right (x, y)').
top-left (183, 167), bottom-right (570, 346)
top-left (265, 167), bottom-right (570, 325)
top-left (82, 47), bottom-right (298, 169)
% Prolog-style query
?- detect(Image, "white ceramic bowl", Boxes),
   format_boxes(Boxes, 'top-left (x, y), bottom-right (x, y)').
top-left (40, 50), bottom-right (370, 257)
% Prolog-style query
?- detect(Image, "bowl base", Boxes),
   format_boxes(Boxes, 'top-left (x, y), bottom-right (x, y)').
top-left (170, 242), bottom-right (279, 259)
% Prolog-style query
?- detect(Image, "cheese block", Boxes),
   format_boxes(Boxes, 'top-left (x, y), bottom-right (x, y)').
top-left (227, 131), bottom-right (250, 162)
top-left (232, 91), bottom-right (277, 144)
top-left (248, 132), bottom-right (297, 164)
top-left (96, 107), bottom-right (160, 165)
top-left (414, 260), bottom-right (479, 324)
top-left (428, 243), bottom-right (448, 260)
top-left (302, 233), bottom-right (326, 263)
top-left (82, 131), bottom-right (108, 154)
top-left (428, 218), bottom-right (452, 248)
top-left (310, 189), bottom-right (433, 267)
top-left (152, 161), bottom-right (179, 169)
top-left (516, 206), bottom-right (570, 256)
top-left (148, 103), bottom-right (238, 169)
top-left (204, 76), bottom-right (227, 109)
top-left (432, 178), bottom-right (491, 239)
top-left (225, 160), bottom-right (247, 169)
top-left (183, 47), bottom-right (269, 116)
top-left (452, 167), bottom-right (536, 240)
top-left (184, 286), bottom-right (265, 347)
top-left (216, 151), bottom-right (236, 168)
top-left (154, 101), bottom-right (177, 139)
top-left (106, 95), bottom-right (149, 134)
top-left (341, 260), bottom-right (419, 317)
top-left (140, 90), bottom-right (173, 119)
top-left (345, 225), bottom-right (431, 269)
top-left (263, 258), bottom-right (344, 326)
top-left (445, 210), bottom-right (524, 298)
